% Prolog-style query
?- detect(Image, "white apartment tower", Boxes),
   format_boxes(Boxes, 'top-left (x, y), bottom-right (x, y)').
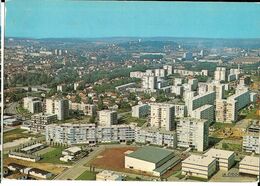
top-left (150, 103), bottom-right (175, 131)
top-left (45, 98), bottom-right (69, 120)
top-left (177, 118), bottom-right (209, 152)
top-left (98, 110), bottom-right (118, 127)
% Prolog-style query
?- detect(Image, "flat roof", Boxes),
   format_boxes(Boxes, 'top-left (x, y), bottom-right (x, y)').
top-left (21, 143), bottom-right (44, 152)
top-left (204, 148), bottom-right (235, 159)
top-left (182, 154), bottom-right (216, 166)
top-left (240, 156), bottom-right (260, 167)
top-left (65, 146), bottom-right (81, 153)
top-left (126, 146), bottom-right (174, 164)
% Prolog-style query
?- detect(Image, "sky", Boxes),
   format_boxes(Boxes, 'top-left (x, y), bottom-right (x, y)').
top-left (5, 0), bottom-right (260, 39)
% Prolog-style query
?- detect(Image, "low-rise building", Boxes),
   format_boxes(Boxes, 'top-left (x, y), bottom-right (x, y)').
top-left (204, 148), bottom-right (235, 171)
top-left (30, 113), bottom-right (57, 132)
top-left (96, 170), bottom-right (123, 181)
top-left (239, 156), bottom-right (259, 176)
top-left (20, 143), bottom-right (46, 154)
top-left (28, 168), bottom-right (53, 179)
top-left (181, 154), bottom-right (217, 179)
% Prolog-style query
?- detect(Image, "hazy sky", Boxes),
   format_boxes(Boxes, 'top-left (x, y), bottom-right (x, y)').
top-left (5, 0), bottom-right (260, 39)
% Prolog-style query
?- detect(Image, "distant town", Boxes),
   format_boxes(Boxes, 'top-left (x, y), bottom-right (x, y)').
top-left (2, 37), bottom-right (260, 182)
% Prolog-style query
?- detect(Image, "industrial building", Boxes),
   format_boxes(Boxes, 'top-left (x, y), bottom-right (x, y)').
top-left (125, 146), bottom-right (181, 176)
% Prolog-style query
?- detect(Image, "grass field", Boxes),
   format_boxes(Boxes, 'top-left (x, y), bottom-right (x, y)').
top-left (40, 147), bottom-right (72, 165)
top-left (76, 170), bottom-right (97, 180)
top-left (3, 128), bottom-right (37, 143)
top-left (119, 113), bottom-right (147, 127)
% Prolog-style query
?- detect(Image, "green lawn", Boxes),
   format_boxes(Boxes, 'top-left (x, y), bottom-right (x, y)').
top-left (3, 128), bottom-right (37, 143)
top-left (120, 113), bottom-right (147, 127)
top-left (245, 109), bottom-right (258, 119)
top-left (76, 170), bottom-right (97, 180)
top-left (39, 147), bottom-right (72, 165)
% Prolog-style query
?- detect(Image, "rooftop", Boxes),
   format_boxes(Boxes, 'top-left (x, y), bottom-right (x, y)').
top-left (204, 148), bottom-right (235, 159)
top-left (126, 146), bottom-right (174, 164)
top-left (240, 156), bottom-right (260, 167)
top-left (65, 146), bottom-right (81, 153)
top-left (182, 154), bottom-right (216, 166)
top-left (21, 143), bottom-right (44, 152)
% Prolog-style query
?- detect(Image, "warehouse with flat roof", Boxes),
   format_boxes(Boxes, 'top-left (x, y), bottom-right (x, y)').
top-left (125, 146), bottom-right (181, 176)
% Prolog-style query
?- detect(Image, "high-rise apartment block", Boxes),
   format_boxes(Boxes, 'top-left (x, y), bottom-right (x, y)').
top-left (23, 97), bottom-right (42, 114)
top-left (150, 103), bottom-right (175, 131)
top-left (45, 98), bottom-right (69, 120)
top-left (177, 118), bottom-right (209, 152)
top-left (98, 110), bottom-right (118, 127)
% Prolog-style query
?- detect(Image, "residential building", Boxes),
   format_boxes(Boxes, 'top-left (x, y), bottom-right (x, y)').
top-left (186, 91), bottom-right (216, 115)
top-left (135, 127), bottom-right (177, 148)
top-left (191, 104), bottom-right (214, 124)
top-left (98, 110), bottom-right (117, 127)
top-left (163, 65), bottom-right (173, 75)
top-left (132, 104), bottom-right (150, 118)
top-left (23, 97), bottom-right (42, 114)
top-left (216, 89), bottom-right (253, 123)
top-left (150, 103), bottom-right (175, 131)
top-left (45, 98), bottom-right (69, 120)
top-left (30, 113), bottom-right (57, 132)
top-left (142, 75), bottom-right (157, 90)
top-left (45, 123), bottom-right (135, 145)
top-left (242, 120), bottom-right (260, 154)
top-left (177, 118), bottom-right (209, 152)
top-left (214, 67), bottom-right (227, 82)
